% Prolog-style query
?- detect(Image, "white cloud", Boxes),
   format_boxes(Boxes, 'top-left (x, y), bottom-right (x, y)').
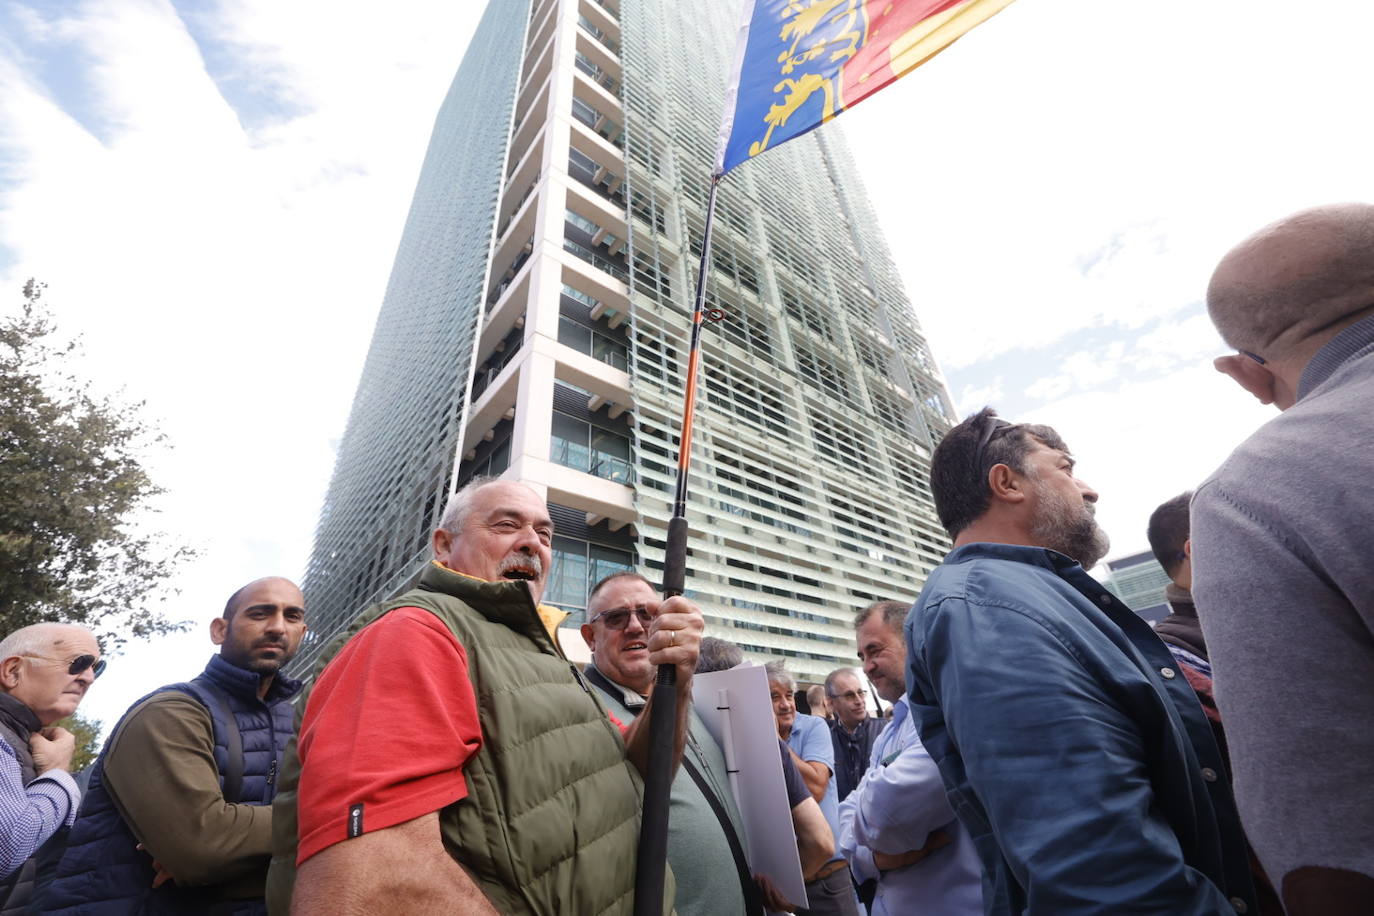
top-left (3, 0), bottom-right (1372, 724)
top-left (0, 0), bottom-right (479, 726)
top-left (955, 376), bottom-right (1004, 411)
top-left (1020, 362), bottom-right (1275, 563)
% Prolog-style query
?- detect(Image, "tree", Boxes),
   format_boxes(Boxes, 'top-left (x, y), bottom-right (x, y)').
top-left (53, 712), bottom-right (103, 773)
top-left (0, 280), bottom-right (193, 649)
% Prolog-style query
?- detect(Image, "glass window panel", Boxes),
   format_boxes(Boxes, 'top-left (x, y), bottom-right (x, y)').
top-left (548, 535), bottom-right (590, 608)
top-left (559, 316), bottom-right (593, 354)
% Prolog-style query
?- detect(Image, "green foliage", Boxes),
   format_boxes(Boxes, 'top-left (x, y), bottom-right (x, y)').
top-left (53, 711), bottom-right (103, 772)
top-left (0, 280), bottom-right (193, 650)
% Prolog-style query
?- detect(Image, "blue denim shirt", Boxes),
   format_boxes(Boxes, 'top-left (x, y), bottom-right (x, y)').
top-left (906, 543), bottom-right (1256, 915)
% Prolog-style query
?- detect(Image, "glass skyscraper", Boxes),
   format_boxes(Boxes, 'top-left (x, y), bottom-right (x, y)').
top-left (297, 0), bottom-right (957, 682)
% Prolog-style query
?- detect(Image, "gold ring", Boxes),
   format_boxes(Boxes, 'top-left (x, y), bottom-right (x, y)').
top-left (669, 630), bottom-right (676, 647)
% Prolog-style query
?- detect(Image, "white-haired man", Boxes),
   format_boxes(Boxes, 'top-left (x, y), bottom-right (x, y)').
top-left (768, 661), bottom-right (858, 916)
top-left (268, 477), bottom-right (703, 915)
top-left (0, 623), bottom-right (100, 908)
top-left (1194, 203), bottom-right (1374, 914)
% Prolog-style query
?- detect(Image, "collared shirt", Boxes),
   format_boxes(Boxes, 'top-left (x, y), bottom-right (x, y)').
top-left (830, 715), bottom-right (883, 802)
top-left (0, 736), bottom-right (79, 879)
top-left (907, 543), bottom-right (1257, 916)
top-left (785, 713), bottom-right (841, 847)
top-left (838, 696), bottom-right (983, 916)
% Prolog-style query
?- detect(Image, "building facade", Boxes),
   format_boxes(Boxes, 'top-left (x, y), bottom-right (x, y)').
top-left (297, 0), bottom-right (957, 682)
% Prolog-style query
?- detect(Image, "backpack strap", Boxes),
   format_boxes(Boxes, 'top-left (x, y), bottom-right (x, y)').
top-left (175, 681), bottom-right (245, 804)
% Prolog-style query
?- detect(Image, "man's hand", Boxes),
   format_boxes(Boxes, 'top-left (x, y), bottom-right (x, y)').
top-left (136, 843), bottom-right (177, 888)
top-left (872, 829), bottom-right (952, 872)
top-left (755, 873), bottom-right (798, 913)
top-left (30, 726), bottom-right (75, 774)
top-left (646, 594), bottom-right (704, 691)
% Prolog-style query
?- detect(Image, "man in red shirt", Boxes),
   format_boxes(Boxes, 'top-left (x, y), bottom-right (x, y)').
top-left (268, 478), bottom-right (703, 914)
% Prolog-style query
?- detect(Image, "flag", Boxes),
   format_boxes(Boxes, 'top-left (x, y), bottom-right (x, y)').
top-left (715, 0), bottom-right (1016, 174)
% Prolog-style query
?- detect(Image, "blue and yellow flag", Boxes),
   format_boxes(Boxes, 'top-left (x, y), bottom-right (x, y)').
top-left (715, 0), bottom-right (1016, 174)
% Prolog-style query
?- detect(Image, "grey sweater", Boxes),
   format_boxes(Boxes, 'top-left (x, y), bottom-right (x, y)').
top-left (1192, 313), bottom-right (1374, 915)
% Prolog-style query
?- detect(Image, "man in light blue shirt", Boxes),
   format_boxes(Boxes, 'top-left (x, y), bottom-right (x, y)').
top-left (768, 662), bottom-right (858, 916)
top-left (839, 600), bottom-right (982, 915)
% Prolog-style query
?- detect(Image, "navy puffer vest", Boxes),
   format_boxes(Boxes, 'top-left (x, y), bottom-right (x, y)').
top-left (36, 655), bottom-right (301, 915)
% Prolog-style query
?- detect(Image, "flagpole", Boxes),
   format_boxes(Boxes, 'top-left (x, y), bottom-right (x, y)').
top-left (634, 171), bottom-right (723, 916)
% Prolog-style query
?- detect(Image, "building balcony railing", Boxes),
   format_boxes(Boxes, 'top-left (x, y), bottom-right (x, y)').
top-left (577, 15), bottom-right (619, 54)
top-left (488, 236), bottom-right (534, 307)
top-left (564, 238), bottom-right (628, 282)
top-left (588, 0), bottom-right (620, 23)
top-left (574, 52), bottom-right (621, 98)
top-left (552, 437), bottom-right (634, 484)
top-left (496, 179), bottom-right (539, 241)
top-left (471, 336), bottom-right (524, 400)
top-left (559, 315), bottom-right (629, 371)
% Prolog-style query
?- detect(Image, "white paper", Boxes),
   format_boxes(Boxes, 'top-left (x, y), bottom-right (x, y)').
top-left (693, 665), bottom-right (808, 909)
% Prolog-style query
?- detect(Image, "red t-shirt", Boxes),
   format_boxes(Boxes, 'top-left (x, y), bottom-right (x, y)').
top-left (296, 607), bottom-right (483, 864)
top-left (295, 605), bottom-right (629, 864)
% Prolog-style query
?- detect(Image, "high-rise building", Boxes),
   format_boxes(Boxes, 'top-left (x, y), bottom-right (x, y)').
top-left (296, 0), bottom-right (958, 682)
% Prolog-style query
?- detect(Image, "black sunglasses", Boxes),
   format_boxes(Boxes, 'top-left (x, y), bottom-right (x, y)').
top-left (588, 607), bottom-right (653, 630)
top-left (972, 416), bottom-right (1016, 476)
top-left (22, 653), bottom-right (106, 679)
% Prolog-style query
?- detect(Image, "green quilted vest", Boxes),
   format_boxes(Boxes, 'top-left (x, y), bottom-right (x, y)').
top-left (268, 563), bottom-right (668, 915)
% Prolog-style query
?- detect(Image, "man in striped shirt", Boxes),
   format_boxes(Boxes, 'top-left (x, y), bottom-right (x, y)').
top-left (0, 623), bottom-right (101, 907)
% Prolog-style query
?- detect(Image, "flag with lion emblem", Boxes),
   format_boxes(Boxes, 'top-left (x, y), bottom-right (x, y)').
top-left (715, 0), bottom-right (1016, 174)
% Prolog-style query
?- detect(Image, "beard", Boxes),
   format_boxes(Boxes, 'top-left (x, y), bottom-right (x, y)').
top-left (1029, 476), bottom-right (1111, 569)
top-left (223, 639), bottom-right (292, 675)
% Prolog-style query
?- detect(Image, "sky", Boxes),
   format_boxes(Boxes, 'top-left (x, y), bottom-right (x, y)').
top-left (2, 0), bottom-right (1371, 728)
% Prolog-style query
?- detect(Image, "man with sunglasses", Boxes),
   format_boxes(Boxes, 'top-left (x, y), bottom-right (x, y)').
top-left (0, 623), bottom-right (100, 909)
top-left (40, 577), bottom-right (306, 915)
top-left (1193, 203), bottom-right (1374, 914)
top-left (905, 409), bottom-right (1257, 915)
top-left (580, 571), bottom-right (752, 916)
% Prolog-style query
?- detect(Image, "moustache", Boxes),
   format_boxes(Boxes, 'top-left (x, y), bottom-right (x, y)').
top-left (498, 554), bottom-right (544, 577)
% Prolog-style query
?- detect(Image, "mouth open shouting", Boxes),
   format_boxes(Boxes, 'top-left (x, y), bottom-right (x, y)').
top-left (498, 554), bottom-right (543, 583)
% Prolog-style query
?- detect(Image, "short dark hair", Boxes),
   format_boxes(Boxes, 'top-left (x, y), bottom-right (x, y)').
top-left (1147, 491), bottom-right (1193, 577)
top-left (854, 600), bottom-right (909, 635)
top-left (930, 407), bottom-right (1068, 538)
top-left (696, 636), bottom-right (745, 674)
top-left (587, 571), bottom-right (655, 605)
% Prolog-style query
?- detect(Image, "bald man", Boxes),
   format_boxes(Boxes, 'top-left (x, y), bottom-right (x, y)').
top-left (1193, 203), bottom-right (1374, 915)
top-left (40, 578), bottom-right (307, 915)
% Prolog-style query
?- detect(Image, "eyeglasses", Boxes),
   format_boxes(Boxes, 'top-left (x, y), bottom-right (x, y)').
top-left (588, 607), bottom-right (653, 630)
top-left (830, 689), bottom-right (867, 702)
top-left (21, 653), bottom-right (106, 679)
top-left (1239, 349), bottom-right (1267, 365)
top-left (972, 416), bottom-right (1015, 476)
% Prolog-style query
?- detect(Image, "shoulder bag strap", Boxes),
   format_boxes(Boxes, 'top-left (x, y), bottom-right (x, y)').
top-left (681, 755), bottom-right (764, 916)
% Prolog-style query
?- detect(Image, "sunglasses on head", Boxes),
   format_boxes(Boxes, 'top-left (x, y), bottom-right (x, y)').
top-left (588, 607), bottom-right (653, 630)
top-left (22, 653), bottom-right (106, 679)
top-left (973, 416), bottom-right (1016, 475)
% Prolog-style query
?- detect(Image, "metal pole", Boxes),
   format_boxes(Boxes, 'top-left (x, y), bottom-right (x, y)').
top-left (634, 173), bottom-right (723, 916)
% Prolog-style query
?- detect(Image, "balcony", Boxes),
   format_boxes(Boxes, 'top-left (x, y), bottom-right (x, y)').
top-left (577, 14), bottom-right (619, 54)
top-left (574, 52), bottom-right (620, 98)
top-left (564, 238), bottom-right (627, 282)
top-left (551, 432), bottom-right (634, 484)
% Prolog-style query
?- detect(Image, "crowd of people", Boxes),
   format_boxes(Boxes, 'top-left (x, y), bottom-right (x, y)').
top-left (1, 203), bottom-right (1369, 915)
